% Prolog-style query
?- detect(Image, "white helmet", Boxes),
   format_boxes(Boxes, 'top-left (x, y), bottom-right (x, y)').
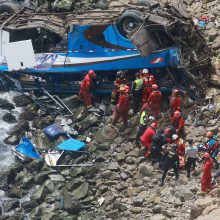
top-left (142, 69), bottom-right (149, 74)
top-left (149, 116), bottom-right (155, 121)
top-left (172, 134), bottom-right (178, 141)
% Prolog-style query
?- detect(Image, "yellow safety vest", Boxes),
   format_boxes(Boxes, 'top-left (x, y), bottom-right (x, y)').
top-left (140, 111), bottom-right (148, 125)
top-left (134, 79), bottom-right (143, 91)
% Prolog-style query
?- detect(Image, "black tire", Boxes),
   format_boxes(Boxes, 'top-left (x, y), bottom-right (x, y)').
top-left (0, 2), bottom-right (20, 14)
top-left (116, 9), bottom-right (143, 37)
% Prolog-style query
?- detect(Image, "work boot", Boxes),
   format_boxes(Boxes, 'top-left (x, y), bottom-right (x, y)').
top-left (159, 180), bottom-right (164, 187)
top-left (78, 96), bottom-right (83, 102)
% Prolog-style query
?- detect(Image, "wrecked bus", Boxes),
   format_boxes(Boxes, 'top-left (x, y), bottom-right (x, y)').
top-left (0, 1), bottom-right (213, 99)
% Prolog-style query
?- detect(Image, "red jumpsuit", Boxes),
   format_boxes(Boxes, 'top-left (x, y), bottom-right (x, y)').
top-left (142, 74), bottom-right (156, 104)
top-left (148, 90), bottom-right (162, 119)
top-left (111, 77), bottom-right (128, 103)
top-left (201, 158), bottom-right (213, 192)
top-left (175, 138), bottom-right (185, 157)
top-left (170, 95), bottom-right (181, 113)
top-left (112, 93), bottom-right (130, 126)
top-left (140, 126), bottom-right (156, 150)
top-left (171, 116), bottom-right (185, 136)
top-left (78, 74), bottom-right (93, 107)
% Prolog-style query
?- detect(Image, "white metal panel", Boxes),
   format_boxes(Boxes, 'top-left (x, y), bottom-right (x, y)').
top-left (0, 30), bottom-right (10, 56)
top-left (4, 40), bottom-right (36, 71)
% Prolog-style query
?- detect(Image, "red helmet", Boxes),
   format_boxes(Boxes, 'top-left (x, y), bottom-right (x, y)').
top-left (206, 131), bottom-right (213, 138)
top-left (203, 152), bottom-right (210, 159)
top-left (174, 111), bottom-right (181, 118)
top-left (88, 70), bottom-right (96, 77)
top-left (200, 16), bottom-right (208, 22)
top-left (173, 89), bottom-right (179, 94)
top-left (119, 84), bottom-right (129, 93)
top-left (152, 84), bottom-right (158, 90)
top-left (151, 122), bottom-right (158, 129)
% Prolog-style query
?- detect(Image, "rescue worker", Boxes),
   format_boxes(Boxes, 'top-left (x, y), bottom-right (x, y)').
top-left (112, 85), bottom-right (130, 127)
top-left (205, 131), bottom-right (219, 168)
top-left (140, 122), bottom-right (158, 157)
top-left (141, 69), bottom-right (156, 104)
top-left (185, 140), bottom-right (198, 178)
top-left (205, 131), bottom-right (219, 156)
top-left (135, 108), bottom-right (154, 144)
top-left (164, 126), bottom-right (176, 144)
top-left (78, 70), bottom-right (96, 108)
top-left (169, 89), bottom-right (181, 115)
top-left (171, 110), bottom-right (185, 137)
top-left (201, 152), bottom-right (213, 193)
top-left (148, 84), bottom-right (162, 119)
top-left (131, 72), bottom-right (144, 114)
top-left (160, 144), bottom-right (179, 186)
top-left (111, 71), bottom-right (128, 104)
top-left (172, 134), bottom-right (185, 157)
top-left (172, 134), bottom-right (186, 168)
top-left (150, 131), bottom-right (167, 164)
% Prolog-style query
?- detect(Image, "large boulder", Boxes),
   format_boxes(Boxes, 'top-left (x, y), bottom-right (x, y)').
top-left (73, 106), bottom-right (88, 122)
top-left (138, 163), bottom-right (154, 177)
top-left (77, 112), bottom-right (100, 131)
top-left (62, 95), bottom-right (80, 110)
top-left (196, 207), bottom-right (220, 220)
top-left (149, 214), bottom-right (166, 220)
top-left (13, 94), bottom-right (33, 107)
top-left (63, 192), bottom-right (81, 214)
top-left (32, 130), bottom-right (51, 150)
top-left (94, 125), bottom-right (118, 143)
top-left (31, 186), bottom-right (49, 204)
top-left (2, 199), bottom-right (19, 212)
top-left (212, 36), bottom-right (220, 50)
top-left (4, 135), bottom-right (20, 145)
top-left (19, 111), bottom-right (37, 121)
top-left (21, 200), bottom-right (38, 212)
top-left (72, 182), bottom-right (89, 200)
top-left (65, 178), bottom-right (85, 191)
top-left (7, 121), bottom-right (30, 137)
top-left (2, 113), bottom-right (17, 123)
top-left (191, 196), bottom-right (217, 219)
top-left (0, 98), bottom-right (14, 110)
top-left (32, 116), bottom-right (54, 129)
top-left (53, 0), bottom-right (74, 12)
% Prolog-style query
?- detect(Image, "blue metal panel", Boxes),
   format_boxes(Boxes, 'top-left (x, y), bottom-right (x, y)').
top-left (16, 137), bottom-right (41, 160)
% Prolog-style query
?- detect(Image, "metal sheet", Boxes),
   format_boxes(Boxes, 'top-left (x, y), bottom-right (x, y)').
top-left (4, 40), bottom-right (36, 71)
top-left (129, 26), bottom-right (160, 57)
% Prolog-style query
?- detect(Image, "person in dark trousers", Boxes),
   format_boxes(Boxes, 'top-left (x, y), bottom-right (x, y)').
top-left (185, 140), bottom-right (198, 178)
top-left (131, 72), bottom-right (144, 114)
top-left (135, 108), bottom-right (154, 144)
top-left (160, 144), bottom-right (179, 186)
top-left (150, 131), bottom-right (167, 164)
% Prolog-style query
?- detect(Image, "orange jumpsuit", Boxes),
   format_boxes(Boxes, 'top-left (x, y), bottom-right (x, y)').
top-left (148, 90), bottom-right (162, 119)
top-left (111, 77), bottom-right (128, 103)
top-left (201, 158), bottom-right (213, 192)
top-left (112, 93), bottom-right (130, 126)
top-left (170, 95), bottom-right (181, 113)
top-left (78, 73), bottom-right (93, 107)
top-left (142, 74), bottom-right (156, 104)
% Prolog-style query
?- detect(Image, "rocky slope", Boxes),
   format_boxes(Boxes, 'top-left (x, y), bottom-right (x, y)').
top-left (0, 92), bottom-right (219, 219)
top-left (0, 0), bottom-right (219, 219)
